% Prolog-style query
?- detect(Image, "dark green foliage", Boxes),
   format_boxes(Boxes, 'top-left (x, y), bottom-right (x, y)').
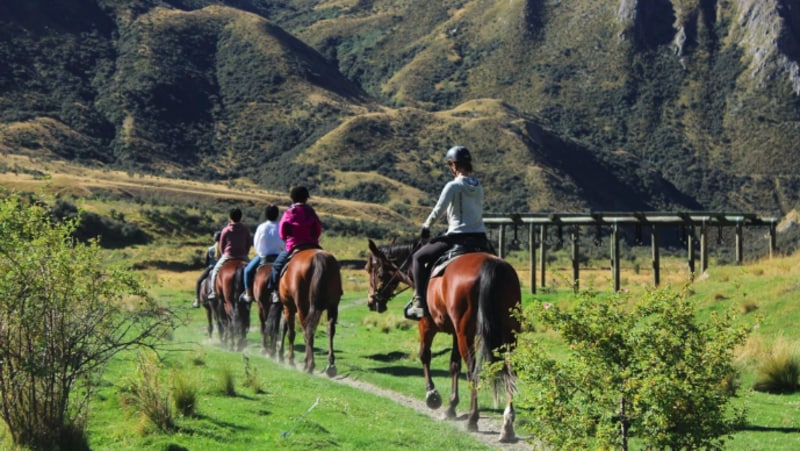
top-left (337, 182), bottom-right (389, 203)
top-left (50, 199), bottom-right (151, 248)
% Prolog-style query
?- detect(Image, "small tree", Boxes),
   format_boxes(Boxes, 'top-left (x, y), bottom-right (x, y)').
top-left (513, 287), bottom-right (749, 450)
top-left (0, 193), bottom-right (175, 449)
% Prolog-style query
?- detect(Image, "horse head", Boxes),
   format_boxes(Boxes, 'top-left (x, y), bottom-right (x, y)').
top-left (366, 239), bottom-right (413, 313)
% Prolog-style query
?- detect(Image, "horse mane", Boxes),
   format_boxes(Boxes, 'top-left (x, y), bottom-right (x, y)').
top-left (378, 242), bottom-right (416, 264)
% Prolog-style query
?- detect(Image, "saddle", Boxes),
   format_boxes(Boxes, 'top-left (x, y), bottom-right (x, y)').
top-left (430, 236), bottom-right (495, 278)
top-left (257, 254), bottom-right (278, 268)
top-left (278, 244), bottom-right (321, 279)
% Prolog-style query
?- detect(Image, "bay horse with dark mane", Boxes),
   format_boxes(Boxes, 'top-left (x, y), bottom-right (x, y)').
top-left (214, 258), bottom-right (250, 351)
top-left (272, 248), bottom-right (342, 376)
top-left (366, 239), bottom-right (521, 442)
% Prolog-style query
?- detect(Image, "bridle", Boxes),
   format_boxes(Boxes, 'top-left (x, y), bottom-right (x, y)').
top-left (367, 243), bottom-right (417, 308)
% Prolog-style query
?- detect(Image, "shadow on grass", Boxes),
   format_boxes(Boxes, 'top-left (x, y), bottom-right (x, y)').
top-left (737, 425), bottom-right (800, 433)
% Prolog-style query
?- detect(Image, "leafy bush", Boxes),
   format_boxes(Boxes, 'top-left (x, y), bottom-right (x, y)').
top-left (513, 287), bottom-right (749, 449)
top-left (0, 193), bottom-right (175, 449)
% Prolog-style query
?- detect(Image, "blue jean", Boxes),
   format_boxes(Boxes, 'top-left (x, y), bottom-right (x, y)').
top-left (243, 256), bottom-right (260, 292)
top-left (267, 250), bottom-right (290, 291)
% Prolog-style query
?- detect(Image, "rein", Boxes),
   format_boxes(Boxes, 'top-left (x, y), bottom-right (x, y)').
top-left (372, 242), bottom-right (420, 302)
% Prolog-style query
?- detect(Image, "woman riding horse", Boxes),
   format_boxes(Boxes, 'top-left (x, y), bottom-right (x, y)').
top-left (406, 145), bottom-right (489, 320)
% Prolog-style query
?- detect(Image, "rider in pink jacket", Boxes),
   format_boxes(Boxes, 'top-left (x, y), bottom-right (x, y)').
top-left (266, 186), bottom-right (322, 303)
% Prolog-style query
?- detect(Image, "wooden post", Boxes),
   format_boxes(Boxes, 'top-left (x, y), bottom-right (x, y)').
top-left (700, 221), bottom-right (708, 274)
top-left (735, 222), bottom-right (743, 265)
top-left (571, 226), bottom-right (579, 293)
top-left (651, 225), bottom-right (660, 287)
top-left (498, 224), bottom-right (506, 259)
top-left (611, 223), bottom-right (620, 292)
top-left (529, 223), bottom-right (536, 294)
top-left (539, 225), bottom-right (547, 289)
top-left (687, 225), bottom-right (695, 281)
top-left (769, 220), bottom-right (777, 258)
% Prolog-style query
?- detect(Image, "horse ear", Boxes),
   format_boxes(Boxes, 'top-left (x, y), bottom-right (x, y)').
top-left (368, 240), bottom-right (386, 261)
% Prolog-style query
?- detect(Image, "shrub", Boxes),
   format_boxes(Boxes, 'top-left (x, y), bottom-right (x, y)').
top-left (0, 193), bottom-right (175, 449)
top-left (126, 352), bottom-right (174, 432)
top-left (513, 287), bottom-right (749, 449)
top-left (219, 366), bottom-right (236, 397)
top-left (752, 342), bottom-right (800, 394)
top-left (171, 371), bottom-right (198, 417)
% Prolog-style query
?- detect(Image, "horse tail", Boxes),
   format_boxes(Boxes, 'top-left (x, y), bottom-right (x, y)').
top-left (476, 256), bottom-right (521, 399)
top-left (306, 252), bottom-right (342, 332)
top-left (309, 252), bottom-right (342, 310)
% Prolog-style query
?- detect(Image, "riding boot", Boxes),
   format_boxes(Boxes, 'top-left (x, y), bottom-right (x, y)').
top-left (404, 293), bottom-right (427, 320)
top-left (240, 289), bottom-right (253, 303)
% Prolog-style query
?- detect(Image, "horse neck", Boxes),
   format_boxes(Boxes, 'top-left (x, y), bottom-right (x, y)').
top-left (382, 243), bottom-right (415, 272)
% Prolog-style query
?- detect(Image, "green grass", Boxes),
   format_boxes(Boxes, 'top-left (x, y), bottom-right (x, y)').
top-left (68, 246), bottom-right (800, 449)
top-left (66, 288), bottom-right (498, 450)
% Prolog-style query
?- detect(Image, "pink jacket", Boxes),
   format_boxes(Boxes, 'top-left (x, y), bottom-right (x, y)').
top-left (279, 203), bottom-right (321, 251)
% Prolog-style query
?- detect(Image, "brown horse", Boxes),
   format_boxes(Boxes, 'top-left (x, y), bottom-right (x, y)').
top-left (253, 262), bottom-right (283, 357)
top-left (214, 258), bottom-right (250, 351)
top-left (275, 248), bottom-right (342, 377)
top-left (366, 239), bottom-right (521, 442)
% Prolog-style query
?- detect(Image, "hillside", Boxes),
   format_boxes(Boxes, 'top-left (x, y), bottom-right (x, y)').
top-left (1, 0), bottom-right (800, 219)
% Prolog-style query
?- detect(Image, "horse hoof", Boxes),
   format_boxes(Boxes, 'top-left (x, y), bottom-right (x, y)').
top-left (498, 432), bottom-right (516, 443)
top-left (425, 390), bottom-right (442, 409)
top-left (325, 365), bottom-right (337, 378)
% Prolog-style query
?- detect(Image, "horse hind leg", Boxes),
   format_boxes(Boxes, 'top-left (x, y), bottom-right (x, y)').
top-left (499, 364), bottom-right (517, 443)
top-left (303, 308), bottom-right (323, 374)
top-left (444, 335), bottom-right (461, 421)
top-left (324, 308), bottom-right (337, 378)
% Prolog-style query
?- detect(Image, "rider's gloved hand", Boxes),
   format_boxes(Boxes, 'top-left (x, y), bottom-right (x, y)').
top-left (420, 227), bottom-right (430, 240)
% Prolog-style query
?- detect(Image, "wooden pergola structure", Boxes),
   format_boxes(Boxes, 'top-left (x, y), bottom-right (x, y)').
top-left (483, 212), bottom-right (780, 293)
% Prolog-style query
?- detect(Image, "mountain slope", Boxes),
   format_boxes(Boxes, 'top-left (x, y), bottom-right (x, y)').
top-left (1, 0), bottom-right (800, 218)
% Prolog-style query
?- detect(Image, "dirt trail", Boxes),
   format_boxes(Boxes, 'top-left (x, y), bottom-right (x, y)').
top-left (328, 373), bottom-right (533, 450)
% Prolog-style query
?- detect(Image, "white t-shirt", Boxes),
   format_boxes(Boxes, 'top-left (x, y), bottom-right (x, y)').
top-left (253, 221), bottom-right (284, 257)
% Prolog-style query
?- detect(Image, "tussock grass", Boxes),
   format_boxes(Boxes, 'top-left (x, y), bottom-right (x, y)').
top-left (752, 337), bottom-right (800, 394)
top-left (171, 371), bottom-right (198, 417)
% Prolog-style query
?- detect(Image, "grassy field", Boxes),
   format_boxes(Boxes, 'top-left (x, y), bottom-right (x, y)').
top-left (21, 252), bottom-right (795, 450)
top-left (4, 156), bottom-right (800, 449)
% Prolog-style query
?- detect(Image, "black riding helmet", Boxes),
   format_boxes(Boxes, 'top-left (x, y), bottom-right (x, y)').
top-left (445, 145), bottom-right (471, 163)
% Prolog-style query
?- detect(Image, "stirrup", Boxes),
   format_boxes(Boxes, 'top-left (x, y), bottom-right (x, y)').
top-left (270, 291), bottom-right (280, 304)
top-left (404, 296), bottom-right (426, 320)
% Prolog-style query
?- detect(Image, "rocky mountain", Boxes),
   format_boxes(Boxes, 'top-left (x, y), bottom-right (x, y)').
top-left (1, 0), bottom-right (799, 217)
